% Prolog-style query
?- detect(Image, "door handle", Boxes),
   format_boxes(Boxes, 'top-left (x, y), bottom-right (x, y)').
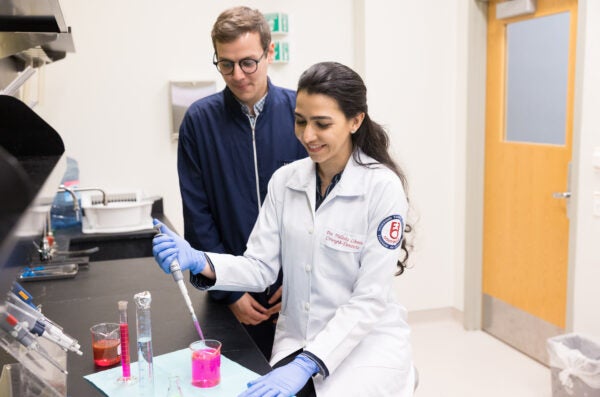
top-left (552, 191), bottom-right (571, 199)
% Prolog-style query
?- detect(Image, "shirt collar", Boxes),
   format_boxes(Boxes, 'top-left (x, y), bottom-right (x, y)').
top-left (315, 168), bottom-right (343, 210)
top-left (238, 92), bottom-right (267, 117)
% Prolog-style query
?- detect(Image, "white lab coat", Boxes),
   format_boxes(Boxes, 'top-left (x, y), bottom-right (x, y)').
top-left (207, 151), bottom-right (415, 396)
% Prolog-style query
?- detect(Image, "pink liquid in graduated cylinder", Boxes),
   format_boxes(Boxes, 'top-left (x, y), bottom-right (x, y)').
top-left (119, 323), bottom-right (131, 379)
top-left (191, 348), bottom-right (220, 388)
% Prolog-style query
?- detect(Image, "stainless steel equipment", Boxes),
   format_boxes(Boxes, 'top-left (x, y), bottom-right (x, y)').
top-left (0, 0), bottom-right (74, 61)
top-left (0, 0), bottom-right (74, 95)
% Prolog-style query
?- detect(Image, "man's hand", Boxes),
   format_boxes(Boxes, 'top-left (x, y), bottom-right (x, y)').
top-left (266, 286), bottom-right (282, 321)
top-left (229, 293), bottom-right (270, 325)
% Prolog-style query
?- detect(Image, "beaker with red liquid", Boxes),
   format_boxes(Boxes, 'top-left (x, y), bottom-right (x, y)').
top-left (190, 340), bottom-right (221, 388)
top-left (90, 323), bottom-right (120, 367)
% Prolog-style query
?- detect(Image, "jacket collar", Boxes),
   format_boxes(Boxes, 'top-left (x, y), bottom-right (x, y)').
top-left (223, 77), bottom-right (274, 115)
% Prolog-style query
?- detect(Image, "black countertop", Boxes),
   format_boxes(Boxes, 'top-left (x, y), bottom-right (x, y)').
top-left (0, 231), bottom-right (271, 396)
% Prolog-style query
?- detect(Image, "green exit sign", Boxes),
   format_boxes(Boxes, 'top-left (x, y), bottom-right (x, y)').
top-left (264, 12), bottom-right (288, 34)
top-left (273, 41), bottom-right (289, 63)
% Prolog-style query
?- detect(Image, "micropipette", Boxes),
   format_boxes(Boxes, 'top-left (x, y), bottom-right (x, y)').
top-left (169, 258), bottom-right (205, 340)
top-left (7, 287), bottom-right (83, 355)
top-left (154, 224), bottom-right (204, 340)
top-left (0, 306), bottom-right (68, 374)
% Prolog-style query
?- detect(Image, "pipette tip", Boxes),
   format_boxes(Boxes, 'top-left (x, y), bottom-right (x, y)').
top-left (192, 316), bottom-right (204, 340)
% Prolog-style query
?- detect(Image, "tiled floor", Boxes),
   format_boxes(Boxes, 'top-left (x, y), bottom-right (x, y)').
top-left (409, 310), bottom-right (552, 397)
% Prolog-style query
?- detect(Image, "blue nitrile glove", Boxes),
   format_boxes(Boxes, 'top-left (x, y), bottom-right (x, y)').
top-left (152, 219), bottom-right (206, 275)
top-left (238, 354), bottom-right (319, 397)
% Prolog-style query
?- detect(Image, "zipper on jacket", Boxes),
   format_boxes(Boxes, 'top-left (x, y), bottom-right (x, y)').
top-left (251, 122), bottom-right (261, 212)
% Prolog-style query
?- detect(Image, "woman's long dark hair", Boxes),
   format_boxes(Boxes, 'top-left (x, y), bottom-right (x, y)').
top-left (297, 62), bottom-right (412, 275)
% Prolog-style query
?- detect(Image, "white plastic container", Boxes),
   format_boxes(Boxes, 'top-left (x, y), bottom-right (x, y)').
top-left (80, 190), bottom-right (154, 234)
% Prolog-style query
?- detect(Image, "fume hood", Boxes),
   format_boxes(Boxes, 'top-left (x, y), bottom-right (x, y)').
top-left (0, 2), bottom-right (75, 394)
top-left (0, 0), bottom-right (74, 95)
top-left (0, 0), bottom-right (74, 63)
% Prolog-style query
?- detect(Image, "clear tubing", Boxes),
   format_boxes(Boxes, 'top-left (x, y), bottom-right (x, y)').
top-left (118, 300), bottom-right (132, 380)
top-left (134, 291), bottom-right (154, 394)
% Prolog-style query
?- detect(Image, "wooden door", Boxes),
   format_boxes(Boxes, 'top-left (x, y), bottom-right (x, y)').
top-left (482, 0), bottom-right (577, 364)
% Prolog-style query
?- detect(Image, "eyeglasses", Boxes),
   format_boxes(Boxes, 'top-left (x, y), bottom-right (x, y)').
top-left (213, 49), bottom-right (268, 76)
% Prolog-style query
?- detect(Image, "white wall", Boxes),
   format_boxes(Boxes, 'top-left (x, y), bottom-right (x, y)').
top-left (571, 0), bottom-right (600, 338)
top-left (30, 0), bottom-right (600, 335)
top-left (363, 1), bottom-right (460, 311)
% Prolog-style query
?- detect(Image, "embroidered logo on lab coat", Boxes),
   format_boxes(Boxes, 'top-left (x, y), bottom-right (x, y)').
top-left (377, 215), bottom-right (404, 249)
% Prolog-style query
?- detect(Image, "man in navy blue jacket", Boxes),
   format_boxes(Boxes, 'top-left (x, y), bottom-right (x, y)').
top-left (178, 6), bottom-right (306, 359)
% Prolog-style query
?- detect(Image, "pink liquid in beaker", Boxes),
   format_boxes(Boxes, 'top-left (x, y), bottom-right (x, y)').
top-left (191, 347), bottom-right (221, 388)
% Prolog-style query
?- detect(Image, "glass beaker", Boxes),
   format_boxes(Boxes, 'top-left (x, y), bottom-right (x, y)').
top-left (90, 323), bottom-right (120, 367)
top-left (190, 340), bottom-right (221, 388)
top-left (166, 375), bottom-right (184, 397)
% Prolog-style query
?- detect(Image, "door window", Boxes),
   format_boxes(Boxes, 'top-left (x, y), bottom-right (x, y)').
top-left (505, 12), bottom-right (570, 145)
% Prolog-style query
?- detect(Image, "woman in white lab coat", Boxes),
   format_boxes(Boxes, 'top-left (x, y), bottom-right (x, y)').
top-left (153, 61), bottom-right (415, 397)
